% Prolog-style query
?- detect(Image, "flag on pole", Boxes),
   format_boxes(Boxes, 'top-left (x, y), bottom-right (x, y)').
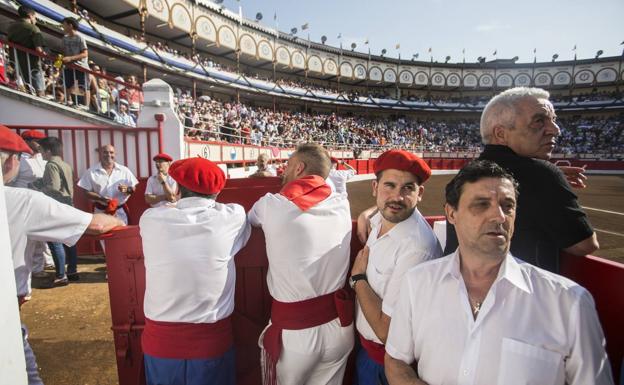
top-left (364, 38), bottom-right (369, 45)
top-left (428, 47), bottom-right (432, 53)
top-left (337, 33), bottom-right (342, 39)
top-left (572, 45), bottom-right (577, 51)
top-left (273, 12), bottom-right (277, 21)
top-left (395, 43), bottom-right (400, 50)
top-left (301, 23), bottom-right (309, 30)
top-left (492, 49), bottom-right (497, 56)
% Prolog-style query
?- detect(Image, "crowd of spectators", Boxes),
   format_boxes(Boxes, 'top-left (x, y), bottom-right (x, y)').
top-left (174, 90), bottom-right (623, 154)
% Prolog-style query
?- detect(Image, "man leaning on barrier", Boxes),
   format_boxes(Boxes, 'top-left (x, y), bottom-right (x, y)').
top-left (8, 6), bottom-right (45, 97)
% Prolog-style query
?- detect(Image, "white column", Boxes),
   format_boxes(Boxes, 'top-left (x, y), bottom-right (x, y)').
top-left (0, 169), bottom-right (28, 385)
top-left (136, 79), bottom-right (185, 161)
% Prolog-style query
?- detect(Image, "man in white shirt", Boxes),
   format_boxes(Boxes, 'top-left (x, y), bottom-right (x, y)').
top-left (144, 153), bottom-right (178, 208)
top-left (350, 150), bottom-right (442, 385)
top-left (384, 160), bottom-right (613, 385)
top-left (78, 144), bottom-right (138, 225)
top-left (248, 143), bottom-right (354, 385)
top-left (1, 125), bottom-right (123, 385)
top-left (9, 130), bottom-right (54, 276)
top-left (140, 157), bottom-right (250, 385)
top-left (249, 153), bottom-right (277, 178)
top-left (327, 157), bottom-right (356, 195)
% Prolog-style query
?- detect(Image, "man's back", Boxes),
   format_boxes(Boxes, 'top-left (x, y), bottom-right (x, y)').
top-left (248, 192), bottom-right (352, 302)
top-left (140, 198), bottom-right (250, 323)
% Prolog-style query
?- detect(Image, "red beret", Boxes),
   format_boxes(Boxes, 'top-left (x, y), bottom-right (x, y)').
top-left (373, 150), bottom-right (431, 184)
top-left (169, 157), bottom-right (225, 195)
top-left (0, 125), bottom-right (33, 154)
top-left (21, 129), bottom-right (46, 140)
top-left (153, 153), bottom-right (173, 162)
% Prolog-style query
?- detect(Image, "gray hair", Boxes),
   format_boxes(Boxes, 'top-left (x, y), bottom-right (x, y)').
top-left (480, 87), bottom-right (550, 144)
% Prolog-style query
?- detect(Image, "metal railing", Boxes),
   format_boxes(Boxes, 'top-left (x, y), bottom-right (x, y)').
top-left (1, 39), bottom-right (142, 125)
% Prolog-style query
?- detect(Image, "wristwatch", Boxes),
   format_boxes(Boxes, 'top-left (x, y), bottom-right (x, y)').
top-left (349, 273), bottom-right (367, 289)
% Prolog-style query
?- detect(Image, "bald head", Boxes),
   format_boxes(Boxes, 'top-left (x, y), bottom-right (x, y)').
top-left (99, 145), bottom-right (116, 167)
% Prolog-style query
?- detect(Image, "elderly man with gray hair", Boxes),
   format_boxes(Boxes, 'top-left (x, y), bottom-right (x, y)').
top-left (444, 87), bottom-right (598, 273)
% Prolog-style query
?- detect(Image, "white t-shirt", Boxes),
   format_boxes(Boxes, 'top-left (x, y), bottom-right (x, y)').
top-left (140, 197), bottom-right (251, 323)
top-left (77, 162), bottom-right (139, 224)
top-left (248, 192), bottom-right (352, 302)
top-left (144, 174), bottom-right (178, 208)
top-left (327, 169), bottom-right (356, 195)
top-left (386, 251), bottom-right (613, 385)
top-left (10, 153), bottom-right (46, 188)
top-left (356, 209), bottom-right (442, 343)
top-left (5, 187), bottom-right (92, 296)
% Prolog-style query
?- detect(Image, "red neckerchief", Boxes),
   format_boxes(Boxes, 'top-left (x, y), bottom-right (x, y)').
top-left (279, 175), bottom-right (331, 211)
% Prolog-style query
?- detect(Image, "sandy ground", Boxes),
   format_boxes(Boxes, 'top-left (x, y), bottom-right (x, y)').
top-left (20, 175), bottom-right (624, 385)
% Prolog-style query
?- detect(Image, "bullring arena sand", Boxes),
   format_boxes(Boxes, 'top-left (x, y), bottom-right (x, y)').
top-left (21, 174), bottom-right (624, 385)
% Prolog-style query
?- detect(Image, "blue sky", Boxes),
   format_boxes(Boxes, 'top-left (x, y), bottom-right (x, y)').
top-left (221, 0), bottom-right (623, 64)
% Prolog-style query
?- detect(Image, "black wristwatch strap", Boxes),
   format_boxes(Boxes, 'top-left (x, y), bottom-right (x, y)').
top-left (350, 273), bottom-right (368, 289)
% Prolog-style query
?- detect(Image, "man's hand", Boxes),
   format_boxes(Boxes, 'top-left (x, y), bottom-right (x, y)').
top-left (559, 165), bottom-right (588, 189)
top-left (61, 56), bottom-right (73, 64)
top-left (351, 246), bottom-right (370, 276)
top-left (357, 206), bottom-right (377, 244)
top-left (157, 172), bottom-right (167, 183)
top-left (117, 184), bottom-right (133, 194)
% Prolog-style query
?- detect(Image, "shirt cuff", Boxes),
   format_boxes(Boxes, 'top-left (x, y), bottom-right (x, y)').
top-left (385, 341), bottom-right (413, 364)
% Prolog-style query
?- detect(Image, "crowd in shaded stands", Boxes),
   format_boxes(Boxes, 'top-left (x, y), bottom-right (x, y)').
top-left (174, 90), bottom-right (623, 154)
top-left (2, 29), bottom-right (623, 154)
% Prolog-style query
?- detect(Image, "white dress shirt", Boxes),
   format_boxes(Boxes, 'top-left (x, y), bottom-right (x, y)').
top-left (140, 197), bottom-right (251, 323)
top-left (327, 169), bottom-right (356, 195)
top-left (5, 187), bottom-right (92, 297)
top-left (10, 153), bottom-right (46, 188)
top-left (144, 174), bottom-right (178, 208)
top-left (386, 251), bottom-right (614, 385)
top-left (247, 192), bottom-right (352, 302)
top-left (356, 209), bottom-right (442, 343)
top-left (78, 162), bottom-right (138, 224)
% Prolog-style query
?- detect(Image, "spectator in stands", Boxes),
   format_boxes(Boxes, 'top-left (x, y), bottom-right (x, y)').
top-left (444, 87), bottom-right (599, 273)
top-left (327, 157), bottom-right (356, 195)
top-left (248, 153), bottom-right (276, 178)
top-left (113, 99), bottom-right (136, 127)
top-left (384, 160), bottom-right (613, 385)
top-left (8, 5), bottom-right (45, 97)
top-left (140, 157), bottom-right (250, 385)
top-left (1, 125), bottom-right (122, 385)
top-left (97, 77), bottom-right (112, 115)
top-left (61, 17), bottom-right (90, 110)
top-left (36, 136), bottom-right (80, 285)
top-left (144, 153), bottom-right (178, 207)
top-left (119, 75), bottom-right (143, 119)
top-left (78, 144), bottom-right (138, 225)
top-left (248, 143), bottom-right (353, 385)
top-left (350, 150), bottom-right (441, 385)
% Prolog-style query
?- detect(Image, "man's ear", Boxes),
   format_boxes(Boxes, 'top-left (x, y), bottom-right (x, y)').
top-left (493, 125), bottom-right (507, 145)
top-left (444, 203), bottom-right (457, 225)
top-left (295, 160), bottom-right (306, 177)
top-left (372, 180), bottom-right (378, 197)
top-left (416, 185), bottom-right (424, 204)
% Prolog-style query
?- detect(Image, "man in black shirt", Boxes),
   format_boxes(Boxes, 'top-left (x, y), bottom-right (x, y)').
top-left (444, 87), bottom-right (598, 273)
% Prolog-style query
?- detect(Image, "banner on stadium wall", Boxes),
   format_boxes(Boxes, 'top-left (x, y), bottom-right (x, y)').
top-left (187, 142), bottom-right (223, 162)
top-left (243, 146), bottom-right (261, 161)
top-left (222, 146), bottom-right (243, 161)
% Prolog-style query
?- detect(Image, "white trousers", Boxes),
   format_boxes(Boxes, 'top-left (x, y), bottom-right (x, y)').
top-left (260, 318), bottom-right (354, 385)
top-left (31, 241), bottom-right (53, 273)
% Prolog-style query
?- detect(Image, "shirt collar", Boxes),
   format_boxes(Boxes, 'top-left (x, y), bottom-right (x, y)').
top-left (175, 197), bottom-right (216, 209)
top-left (440, 249), bottom-right (532, 294)
top-left (98, 162), bottom-right (121, 173)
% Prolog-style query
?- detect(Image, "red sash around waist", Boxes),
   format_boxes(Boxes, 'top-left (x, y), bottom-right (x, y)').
top-left (262, 289), bottom-right (354, 385)
top-left (94, 199), bottom-right (129, 217)
top-left (142, 316), bottom-right (233, 359)
top-left (359, 333), bottom-right (386, 365)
